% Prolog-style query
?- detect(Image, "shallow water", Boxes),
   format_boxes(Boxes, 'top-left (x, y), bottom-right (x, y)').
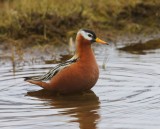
top-left (0, 44), bottom-right (160, 129)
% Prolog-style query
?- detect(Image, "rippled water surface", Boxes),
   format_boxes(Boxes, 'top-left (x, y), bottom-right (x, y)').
top-left (0, 44), bottom-right (160, 129)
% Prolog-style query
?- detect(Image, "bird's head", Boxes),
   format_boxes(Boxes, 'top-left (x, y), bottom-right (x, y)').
top-left (77, 29), bottom-right (108, 45)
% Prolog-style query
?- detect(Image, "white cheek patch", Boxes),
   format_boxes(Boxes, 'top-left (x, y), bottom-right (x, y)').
top-left (78, 30), bottom-right (92, 41)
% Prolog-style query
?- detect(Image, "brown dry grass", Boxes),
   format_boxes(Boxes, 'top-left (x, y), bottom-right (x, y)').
top-left (0, 0), bottom-right (159, 46)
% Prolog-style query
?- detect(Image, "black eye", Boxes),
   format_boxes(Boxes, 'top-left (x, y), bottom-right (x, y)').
top-left (88, 34), bottom-right (92, 37)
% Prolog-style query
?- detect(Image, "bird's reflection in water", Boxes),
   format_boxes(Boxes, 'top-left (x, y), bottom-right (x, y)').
top-left (27, 90), bottom-right (100, 129)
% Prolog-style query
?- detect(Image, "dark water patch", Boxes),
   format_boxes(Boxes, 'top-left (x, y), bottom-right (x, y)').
top-left (118, 38), bottom-right (160, 54)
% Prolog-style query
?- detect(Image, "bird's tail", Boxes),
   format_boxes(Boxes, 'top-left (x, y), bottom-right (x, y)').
top-left (24, 78), bottom-right (51, 90)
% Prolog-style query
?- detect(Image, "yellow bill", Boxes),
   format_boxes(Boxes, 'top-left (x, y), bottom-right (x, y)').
top-left (95, 38), bottom-right (108, 45)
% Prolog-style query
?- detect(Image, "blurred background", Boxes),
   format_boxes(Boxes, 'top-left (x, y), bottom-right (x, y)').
top-left (0, 0), bottom-right (160, 54)
top-left (0, 1), bottom-right (160, 129)
top-left (0, 0), bottom-right (160, 61)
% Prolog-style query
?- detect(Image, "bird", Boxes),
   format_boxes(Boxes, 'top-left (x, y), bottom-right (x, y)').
top-left (25, 29), bottom-right (108, 94)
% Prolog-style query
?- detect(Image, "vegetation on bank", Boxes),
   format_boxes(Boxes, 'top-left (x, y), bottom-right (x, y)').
top-left (0, 0), bottom-right (160, 47)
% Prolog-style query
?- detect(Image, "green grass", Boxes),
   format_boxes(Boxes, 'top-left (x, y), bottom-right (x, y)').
top-left (0, 0), bottom-right (160, 46)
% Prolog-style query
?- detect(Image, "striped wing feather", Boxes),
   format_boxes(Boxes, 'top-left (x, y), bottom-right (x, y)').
top-left (24, 58), bottom-right (77, 81)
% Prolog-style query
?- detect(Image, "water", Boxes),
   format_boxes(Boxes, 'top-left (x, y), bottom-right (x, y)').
top-left (0, 44), bottom-right (160, 129)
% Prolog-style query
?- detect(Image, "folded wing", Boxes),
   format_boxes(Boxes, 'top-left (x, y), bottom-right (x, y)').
top-left (24, 58), bottom-right (78, 81)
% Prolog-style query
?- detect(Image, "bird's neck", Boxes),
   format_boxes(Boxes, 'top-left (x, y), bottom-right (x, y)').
top-left (75, 38), bottom-right (94, 61)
